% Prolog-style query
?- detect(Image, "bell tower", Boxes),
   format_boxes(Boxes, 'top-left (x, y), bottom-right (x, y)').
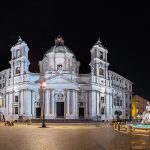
top-left (9, 36), bottom-right (30, 78)
top-left (90, 38), bottom-right (109, 82)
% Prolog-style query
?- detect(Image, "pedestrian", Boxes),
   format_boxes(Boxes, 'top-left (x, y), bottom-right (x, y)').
top-left (2, 115), bottom-right (5, 122)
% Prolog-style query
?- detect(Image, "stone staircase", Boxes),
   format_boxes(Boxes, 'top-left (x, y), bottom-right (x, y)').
top-left (31, 118), bottom-right (94, 123)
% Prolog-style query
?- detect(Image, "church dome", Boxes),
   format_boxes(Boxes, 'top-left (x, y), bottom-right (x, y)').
top-left (44, 36), bottom-right (75, 57)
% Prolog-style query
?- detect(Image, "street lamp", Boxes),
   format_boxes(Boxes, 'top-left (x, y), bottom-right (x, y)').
top-left (41, 81), bottom-right (46, 128)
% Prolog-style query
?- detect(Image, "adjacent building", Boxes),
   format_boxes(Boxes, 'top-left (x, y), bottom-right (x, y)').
top-left (132, 95), bottom-right (148, 119)
top-left (0, 36), bottom-right (133, 121)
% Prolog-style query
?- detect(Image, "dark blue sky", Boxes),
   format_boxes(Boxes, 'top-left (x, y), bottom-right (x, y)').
top-left (0, 1), bottom-right (150, 99)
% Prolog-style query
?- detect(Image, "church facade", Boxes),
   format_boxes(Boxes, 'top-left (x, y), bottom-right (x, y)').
top-left (0, 36), bottom-right (133, 121)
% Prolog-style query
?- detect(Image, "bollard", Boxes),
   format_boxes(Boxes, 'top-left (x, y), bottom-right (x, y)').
top-left (113, 122), bottom-right (117, 129)
top-left (27, 119), bottom-right (32, 125)
top-left (127, 125), bottom-right (132, 133)
top-left (117, 122), bottom-right (120, 131)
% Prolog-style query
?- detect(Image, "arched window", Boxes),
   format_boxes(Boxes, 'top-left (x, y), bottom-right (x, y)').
top-left (99, 68), bottom-right (104, 76)
top-left (16, 67), bottom-right (20, 74)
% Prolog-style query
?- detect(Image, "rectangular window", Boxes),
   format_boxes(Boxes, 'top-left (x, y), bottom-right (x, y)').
top-left (15, 107), bottom-right (18, 114)
top-left (120, 100), bottom-right (122, 107)
top-left (100, 51), bottom-right (103, 59)
top-left (114, 101), bottom-right (116, 106)
top-left (15, 96), bottom-right (18, 102)
top-left (101, 97), bottom-right (104, 103)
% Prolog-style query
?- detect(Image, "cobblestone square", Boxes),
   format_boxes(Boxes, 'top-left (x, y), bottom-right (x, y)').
top-left (0, 123), bottom-right (150, 150)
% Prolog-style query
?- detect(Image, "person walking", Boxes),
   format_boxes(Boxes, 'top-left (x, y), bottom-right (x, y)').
top-left (2, 115), bottom-right (5, 122)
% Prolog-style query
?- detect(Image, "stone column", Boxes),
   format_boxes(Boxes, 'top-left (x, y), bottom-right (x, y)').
top-left (67, 90), bottom-right (70, 114)
top-left (85, 92), bottom-right (88, 116)
top-left (45, 89), bottom-right (49, 116)
top-left (6, 93), bottom-right (9, 115)
top-left (9, 92), bottom-right (13, 118)
top-left (106, 93), bottom-right (110, 120)
top-left (97, 91), bottom-right (100, 115)
top-left (27, 90), bottom-right (32, 117)
top-left (49, 89), bottom-right (52, 114)
top-left (52, 90), bottom-right (55, 115)
top-left (69, 91), bottom-right (72, 114)
top-left (89, 91), bottom-right (92, 116)
top-left (20, 90), bottom-right (24, 115)
top-left (109, 94), bottom-right (112, 117)
top-left (73, 90), bottom-right (76, 114)
top-left (31, 91), bottom-right (35, 117)
top-left (91, 90), bottom-right (96, 116)
top-left (75, 91), bottom-right (78, 115)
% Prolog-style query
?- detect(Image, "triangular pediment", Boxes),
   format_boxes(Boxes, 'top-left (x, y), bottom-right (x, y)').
top-left (46, 75), bottom-right (78, 85)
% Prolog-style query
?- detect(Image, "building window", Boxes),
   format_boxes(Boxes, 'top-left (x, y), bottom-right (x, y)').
top-left (101, 106), bottom-right (105, 114)
top-left (120, 100), bottom-right (122, 107)
top-left (15, 107), bottom-right (18, 114)
top-left (15, 96), bottom-right (18, 102)
top-left (113, 98), bottom-right (116, 106)
top-left (116, 97), bottom-right (119, 106)
top-left (16, 67), bottom-right (20, 74)
top-left (16, 49), bottom-right (20, 58)
top-left (101, 97), bottom-right (104, 103)
top-left (99, 68), bottom-right (104, 76)
top-left (100, 51), bottom-right (103, 59)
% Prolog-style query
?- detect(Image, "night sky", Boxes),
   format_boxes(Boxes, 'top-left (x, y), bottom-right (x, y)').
top-left (0, 1), bottom-right (150, 99)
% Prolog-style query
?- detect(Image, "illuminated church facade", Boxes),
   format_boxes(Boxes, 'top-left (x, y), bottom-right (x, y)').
top-left (0, 36), bottom-right (133, 121)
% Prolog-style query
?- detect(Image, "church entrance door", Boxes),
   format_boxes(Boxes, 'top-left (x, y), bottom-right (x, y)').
top-left (56, 102), bottom-right (64, 118)
top-left (36, 107), bottom-right (41, 118)
top-left (79, 108), bottom-right (84, 118)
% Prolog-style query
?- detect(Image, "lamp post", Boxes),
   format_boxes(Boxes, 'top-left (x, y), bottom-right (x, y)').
top-left (41, 81), bottom-right (46, 128)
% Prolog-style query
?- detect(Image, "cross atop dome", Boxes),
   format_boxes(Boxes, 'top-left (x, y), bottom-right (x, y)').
top-left (96, 37), bottom-right (103, 47)
top-left (18, 36), bottom-right (23, 43)
top-left (55, 35), bottom-right (64, 46)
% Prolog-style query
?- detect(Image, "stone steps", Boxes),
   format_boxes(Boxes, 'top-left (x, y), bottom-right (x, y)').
top-left (31, 119), bottom-right (93, 123)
